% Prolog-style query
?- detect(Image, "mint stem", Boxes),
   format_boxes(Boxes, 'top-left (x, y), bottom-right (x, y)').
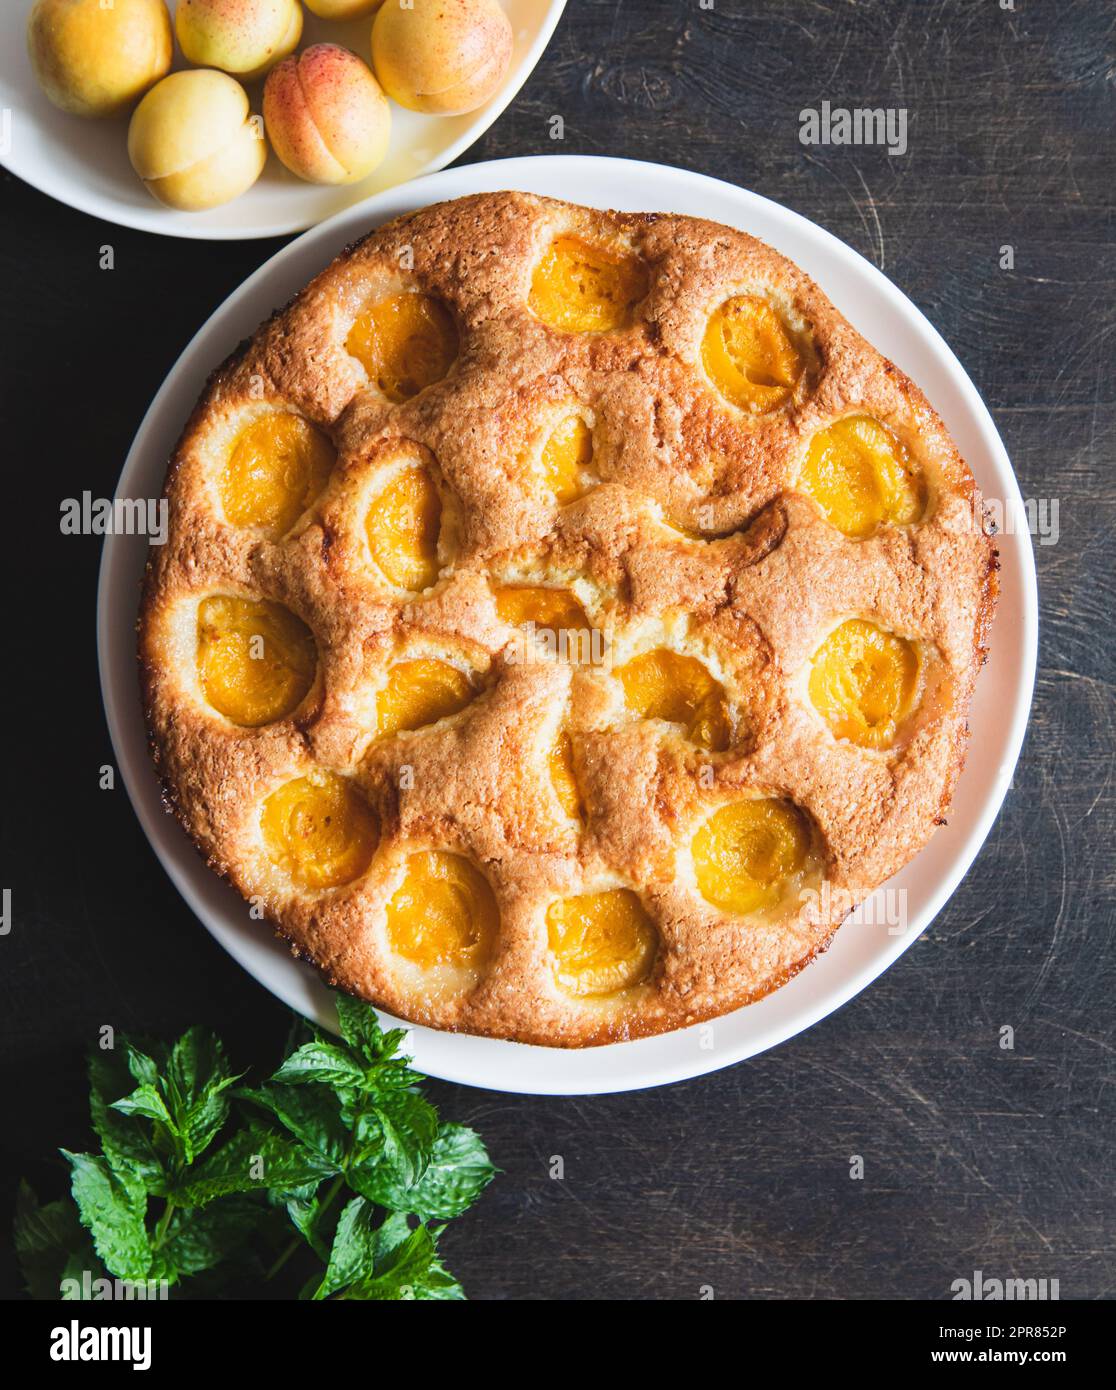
top-left (151, 1198), bottom-right (176, 1252)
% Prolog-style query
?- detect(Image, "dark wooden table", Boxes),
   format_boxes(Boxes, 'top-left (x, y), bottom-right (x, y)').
top-left (3, 0), bottom-right (1113, 1300)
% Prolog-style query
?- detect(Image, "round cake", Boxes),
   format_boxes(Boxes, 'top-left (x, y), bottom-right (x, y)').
top-left (139, 191), bottom-right (998, 1046)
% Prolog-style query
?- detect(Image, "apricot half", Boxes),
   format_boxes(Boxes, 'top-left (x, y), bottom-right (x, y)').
top-left (346, 293), bottom-right (458, 402)
top-left (375, 658), bottom-right (474, 739)
top-left (693, 799), bottom-right (811, 916)
top-left (495, 586), bottom-right (594, 662)
top-left (702, 295), bottom-right (805, 413)
top-left (547, 889), bottom-right (657, 998)
top-left (540, 415), bottom-right (594, 504)
top-left (386, 851), bottom-right (497, 969)
top-left (529, 237), bottom-right (649, 333)
top-left (808, 619), bottom-right (920, 748)
top-left (221, 413), bottom-right (334, 538)
top-left (197, 595), bottom-right (316, 726)
top-left (799, 415), bottom-right (926, 539)
top-left (365, 464), bottom-right (441, 591)
top-left (617, 648), bottom-right (730, 751)
top-left (549, 732), bottom-right (582, 819)
top-left (261, 770), bottom-right (377, 890)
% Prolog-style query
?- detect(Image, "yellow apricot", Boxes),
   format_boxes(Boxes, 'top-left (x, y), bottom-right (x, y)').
top-left (799, 415), bottom-right (926, 539)
top-left (221, 413), bottom-right (334, 538)
top-left (692, 799), bottom-right (811, 915)
top-left (529, 237), bottom-right (648, 332)
top-left (261, 771), bottom-right (378, 890)
top-left (386, 851), bottom-right (498, 969)
top-left (702, 295), bottom-right (805, 413)
top-left (547, 889), bottom-right (657, 998)
top-left (617, 648), bottom-right (730, 751)
top-left (375, 658), bottom-right (474, 739)
top-left (346, 293), bottom-right (457, 402)
top-left (808, 619), bottom-right (920, 748)
top-left (196, 595), bottom-right (315, 726)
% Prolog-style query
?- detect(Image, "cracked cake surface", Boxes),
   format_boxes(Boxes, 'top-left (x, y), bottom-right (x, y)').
top-left (139, 190), bottom-right (998, 1047)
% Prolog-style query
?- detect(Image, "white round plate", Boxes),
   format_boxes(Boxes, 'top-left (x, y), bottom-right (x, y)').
top-left (1, 0), bottom-right (566, 239)
top-left (99, 155), bottom-right (1037, 1094)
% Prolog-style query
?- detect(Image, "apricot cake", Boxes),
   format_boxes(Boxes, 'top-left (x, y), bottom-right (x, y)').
top-left (139, 192), bottom-right (997, 1047)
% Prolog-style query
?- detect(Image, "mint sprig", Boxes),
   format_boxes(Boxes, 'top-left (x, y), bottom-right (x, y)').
top-left (14, 998), bottom-right (496, 1300)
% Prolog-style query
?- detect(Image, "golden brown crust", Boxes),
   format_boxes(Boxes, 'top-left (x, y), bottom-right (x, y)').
top-left (138, 191), bottom-right (998, 1047)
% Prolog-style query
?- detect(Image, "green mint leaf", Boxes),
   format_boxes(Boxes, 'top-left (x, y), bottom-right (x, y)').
top-left (176, 1082), bottom-right (238, 1165)
top-left (160, 1198), bottom-right (263, 1277)
top-left (374, 1219), bottom-right (464, 1300)
top-left (313, 1196), bottom-right (378, 1300)
top-left (163, 1027), bottom-right (241, 1163)
top-left (347, 1120), bottom-right (491, 1218)
top-left (124, 1042), bottom-right (162, 1089)
top-left (271, 1042), bottom-right (366, 1088)
top-left (393, 1124), bottom-right (497, 1221)
top-left (112, 1082), bottom-right (175, 1129)
top-left (332, 997), bottom-right (411, 1069)
top-left (340, 1224), bottom-right (463, 1301)
top-left (286, 1192), bottom-right (332, 1262)
top-left (409, 1256), bottom-right (466, 1300)
top-left (372, 1088), bottom-right (439, 1180)
top-left (63, 1150), bottom-right (151, 1282)
top-left (333, 995), bottom-right (380, 1058)
top-left (13, 1182), bottom-right (103, 1300)
top-left (99, 1030), bottom-right (239, 1174)
top-left (172, 1124), bottom-right (338, 1207)
top-left (88, 1053), bottom-right (166, 1194)
top-left (268, 1178), bottom-right (321, 1205)
top-left (346, 1089), bottom-right (439, 1209)
top-left (238, 1084), bottom-right (348, 1166)
top-left (115, 1043), bottom-right (194, 1168)
top-left (165, 1026), bottom-right (229, 1100)
top-left (317, 1206), bottom-right (457, 1301)
top-left (377, 1028), bottom-right (414, 1068)
top-left (373, 1210), bottom-right (412, 1248)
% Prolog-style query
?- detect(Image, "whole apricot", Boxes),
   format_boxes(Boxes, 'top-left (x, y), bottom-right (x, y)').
top-left (128, 69), bottom-right (267, 211)
top-left (264, 44), bottom-right (390, 184)
top-left (176, 0), bottom-right (303, 83)
top-left (371, 0), bottom-right (513, 116)
top-left (27, 0), bottom-right (172, 118)
top-left (304, 0), bottom-right (383, 16)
